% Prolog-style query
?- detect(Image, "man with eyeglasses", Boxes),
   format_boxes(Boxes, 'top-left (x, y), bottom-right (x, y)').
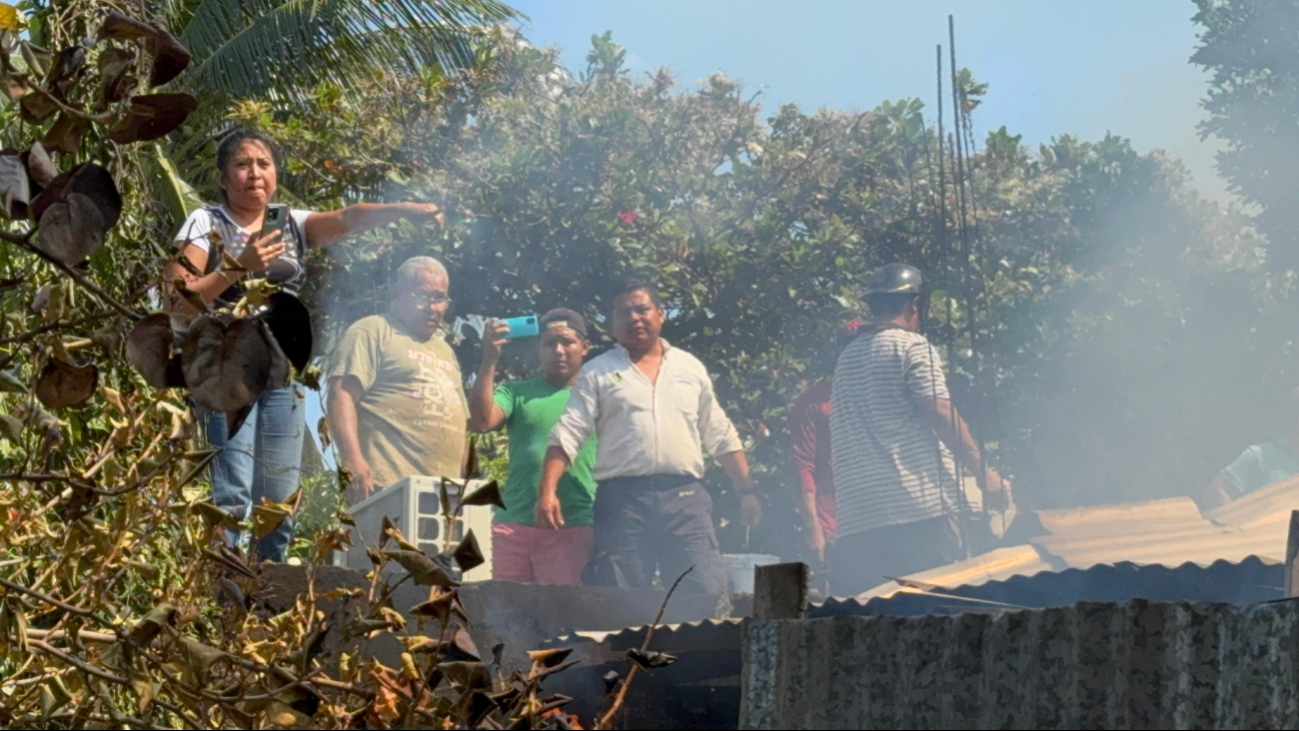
top-left (328, 256), bottom-right (468, 503)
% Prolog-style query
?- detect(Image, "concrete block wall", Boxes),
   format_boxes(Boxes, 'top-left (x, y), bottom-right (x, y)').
top-left (741, 599), bottom-right (1299, 729)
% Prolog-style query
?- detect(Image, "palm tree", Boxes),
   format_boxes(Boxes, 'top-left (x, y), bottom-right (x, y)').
top-left (158, 0), bottom-right (519, 101)
top-left (141, 0), bottom-right (519, 218)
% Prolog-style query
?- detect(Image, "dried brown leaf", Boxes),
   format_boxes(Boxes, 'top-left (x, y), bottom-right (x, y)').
top-left (126, 313), bottom-right (184, 389)
top-left (42, 113), bottom-right (89, 156)
top-left (97, 46), bottom-right (135, 105)
top-left (130, 603), bottom-right (177, 646)
top-left (626, 648), bottom-right (677, 670)
top-left (527, 648), bottom-right (574, 672)
top-left (23, 141), bottom-right (56, 187)
top-left (251, 502), bottom-right (291, 540)
top-left (0, 149), bottom-right (29, 219)
top-left (181, 315), bottom-right (275, 413)
top-left (191, 500), bottom-right (240, 530)
top-left (97, 10), bottom-right (156, 41)
top-left (18, 89), bottom-right (56, 124)
top-left (32, 163), bottom-right (121, 264)
top-left (107, 92), bottom-right (197, 143)
top-left (35, 359), bottom-right (97, 409)
top-left (452, 530), bottom-right (485, 573)
top-left (385, 549), bottom-right (460, 588)
top-left (460, 479), bottom-right (506, 509)
top-left (147, 30), bottom-right (189, 87)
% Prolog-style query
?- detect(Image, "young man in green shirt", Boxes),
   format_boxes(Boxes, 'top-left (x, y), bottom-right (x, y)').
top-left (468, 308), bottom-right (597, 585)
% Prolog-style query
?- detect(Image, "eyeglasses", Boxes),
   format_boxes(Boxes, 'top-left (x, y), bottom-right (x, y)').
top-left (408, 292), bottom-right (450, 309)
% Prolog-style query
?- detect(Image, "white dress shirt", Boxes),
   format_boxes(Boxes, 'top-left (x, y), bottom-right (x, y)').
top-left (549, 340), bottom-right (743, 481)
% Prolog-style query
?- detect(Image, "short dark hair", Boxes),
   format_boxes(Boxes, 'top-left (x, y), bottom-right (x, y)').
top-left (613, 279), bottom-right (664, 310)
top-left (866, 292), bottom-right (919, 318)
top-left (216, 128), bottom-right (282, 200)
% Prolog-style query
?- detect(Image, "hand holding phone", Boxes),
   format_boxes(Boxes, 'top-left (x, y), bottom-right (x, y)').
top-left (500, 315), bottom-right (539, 340)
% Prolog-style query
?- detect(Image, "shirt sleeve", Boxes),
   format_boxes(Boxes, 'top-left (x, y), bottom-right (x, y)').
top-left (290, 209), bottom-right (314, 234)
top-left (698, 369), bottom-right (744, 457)
top-left (549, 369), bottom-right (599, 462)
top-left (1222, 446), bottom-right (1265, 495)
top-left (328, 320), bottom-right (382, 393)
top-left (493, 382), bottom-right (516, 421)
top-left (173, 209), bottom-right (213, 253)
top-left (904, 338), bottom-right (951, 405)
top-left (789, 392), bottom-right (820, 495)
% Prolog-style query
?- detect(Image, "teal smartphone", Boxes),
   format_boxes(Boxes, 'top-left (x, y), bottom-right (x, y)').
top-left (501, 315), bottom-right (539, 339)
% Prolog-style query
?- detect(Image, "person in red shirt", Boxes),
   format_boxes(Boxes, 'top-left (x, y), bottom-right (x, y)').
top-left (790, 380), bottom-right (835, 562)
top-left (789, 321), bottom-right (863, 564)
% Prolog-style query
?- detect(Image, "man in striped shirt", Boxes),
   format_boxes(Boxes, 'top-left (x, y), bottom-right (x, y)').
top-left (829, 264), bottom-right (1008, 595)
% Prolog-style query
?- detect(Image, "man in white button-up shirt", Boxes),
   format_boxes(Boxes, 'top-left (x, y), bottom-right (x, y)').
top-left (536, 281), bottom-right (762, 594)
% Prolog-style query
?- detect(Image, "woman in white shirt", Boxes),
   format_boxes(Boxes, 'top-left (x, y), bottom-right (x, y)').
top-left (164, 128), bottom-right (443, 562)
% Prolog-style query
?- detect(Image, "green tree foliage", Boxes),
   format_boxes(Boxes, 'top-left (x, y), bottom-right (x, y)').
top-left (163, 0), bottom-right (519, 102)
top-left (231, 33), bottom-right (1272, 549)
top-left (1, 5), bottom-right (602, 729)
top-left (1193, 0), bottom-right (1299, 268)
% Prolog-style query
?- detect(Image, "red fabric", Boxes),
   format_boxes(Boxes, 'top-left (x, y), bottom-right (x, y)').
top-left (491, 522), bottom-right (594, 585)
top-left (790, 381), bottom-right (836, 540)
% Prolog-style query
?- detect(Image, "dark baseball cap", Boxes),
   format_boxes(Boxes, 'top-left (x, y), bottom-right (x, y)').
top-left (540, 308), bottom-right (588, 339)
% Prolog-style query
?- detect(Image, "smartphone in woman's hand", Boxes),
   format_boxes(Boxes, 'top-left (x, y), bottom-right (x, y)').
top-left (261, 203), bottom-right (289, 241)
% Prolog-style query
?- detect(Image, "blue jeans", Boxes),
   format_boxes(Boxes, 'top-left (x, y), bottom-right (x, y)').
top-left (201, 385), bottom-right (305, 562)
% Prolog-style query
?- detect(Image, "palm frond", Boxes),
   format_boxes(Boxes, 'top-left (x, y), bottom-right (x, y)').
top-left (174, 0), bottom-right (517, 101)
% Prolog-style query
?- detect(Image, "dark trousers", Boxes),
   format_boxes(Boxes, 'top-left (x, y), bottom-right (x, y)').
top-left (584, 475), bottom-right (726, 595)
top-left (828, 514), bottom-right (965, 596)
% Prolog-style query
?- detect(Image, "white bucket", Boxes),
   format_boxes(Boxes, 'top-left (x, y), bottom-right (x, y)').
top-left (723, 553), bottom-right (781, 594)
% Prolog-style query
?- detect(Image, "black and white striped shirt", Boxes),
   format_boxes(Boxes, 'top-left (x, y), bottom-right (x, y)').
top-left (829, 327), bottom-right (960, 538)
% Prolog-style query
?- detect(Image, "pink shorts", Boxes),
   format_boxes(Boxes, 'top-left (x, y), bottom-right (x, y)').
top-left (491, 522), bottom-right (594, 586)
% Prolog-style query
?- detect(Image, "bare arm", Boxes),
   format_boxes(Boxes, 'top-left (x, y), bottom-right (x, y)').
top-left (468, 320), bottom-right (509, 433)
top-left (534, 446), bottom-right (571, 529)
top-left (717, 450), bottom-right (762, 528)
top-left (717, 449), bottom-right (754, 490)
top-left (327, 375), bottom-right (373, 502)
top-left (801, 491), bottom-right (825, 561)
top-left (920, 397), bottom-right (1007, 494)
top-left (162, 232), bottom-right (283, 313)
top-left (303, 202), bottom-right (443, 250)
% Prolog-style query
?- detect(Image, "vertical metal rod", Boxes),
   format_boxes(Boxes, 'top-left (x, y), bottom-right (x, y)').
top-left (936, 44), bottom-right (968, 555)
top-left (950, 16), bottom-right (987, 515)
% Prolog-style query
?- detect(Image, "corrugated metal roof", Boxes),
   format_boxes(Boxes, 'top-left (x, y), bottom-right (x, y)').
top-left (572, 618), bottom-right (743, 648)
top-left (857, 477), bottom-right (1299, 598)
top-left (819, 556), bottom-right (1282, 617)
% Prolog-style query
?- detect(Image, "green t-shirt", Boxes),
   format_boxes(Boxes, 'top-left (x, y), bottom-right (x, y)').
top-left (494, 377), bottom-right (598, 526)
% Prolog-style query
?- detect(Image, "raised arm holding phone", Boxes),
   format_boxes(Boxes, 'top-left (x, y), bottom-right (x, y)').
top-left (162, 129), bottom-right (447, 563)
top-left (467, 310), bottom-right (598, 585)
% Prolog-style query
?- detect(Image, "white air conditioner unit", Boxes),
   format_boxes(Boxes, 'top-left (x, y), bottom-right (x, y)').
top-left (338, 475), bottom-right (494, 582)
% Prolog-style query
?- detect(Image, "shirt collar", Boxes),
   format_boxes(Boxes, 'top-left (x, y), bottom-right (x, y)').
top-left (615, 338), bottom-right (671, 360)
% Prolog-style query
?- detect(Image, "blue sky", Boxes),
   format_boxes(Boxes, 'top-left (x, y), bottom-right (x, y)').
top-left (508, 0), bottom-right (1227, 201)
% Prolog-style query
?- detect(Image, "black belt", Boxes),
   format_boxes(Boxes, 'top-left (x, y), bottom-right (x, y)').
top-left (599, 474), bottom-right (698, 492)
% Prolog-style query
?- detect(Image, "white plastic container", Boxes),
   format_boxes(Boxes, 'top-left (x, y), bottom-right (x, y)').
top-left (723, 553), bottom-right (781, 594)
top-left (340, 475), bottom-right (494, 582)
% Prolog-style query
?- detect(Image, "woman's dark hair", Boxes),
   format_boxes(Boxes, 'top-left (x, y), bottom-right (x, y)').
top-left (215, 129), bottom-right (282, 199)
top-left (613, 279), bottom-right (664, 310)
